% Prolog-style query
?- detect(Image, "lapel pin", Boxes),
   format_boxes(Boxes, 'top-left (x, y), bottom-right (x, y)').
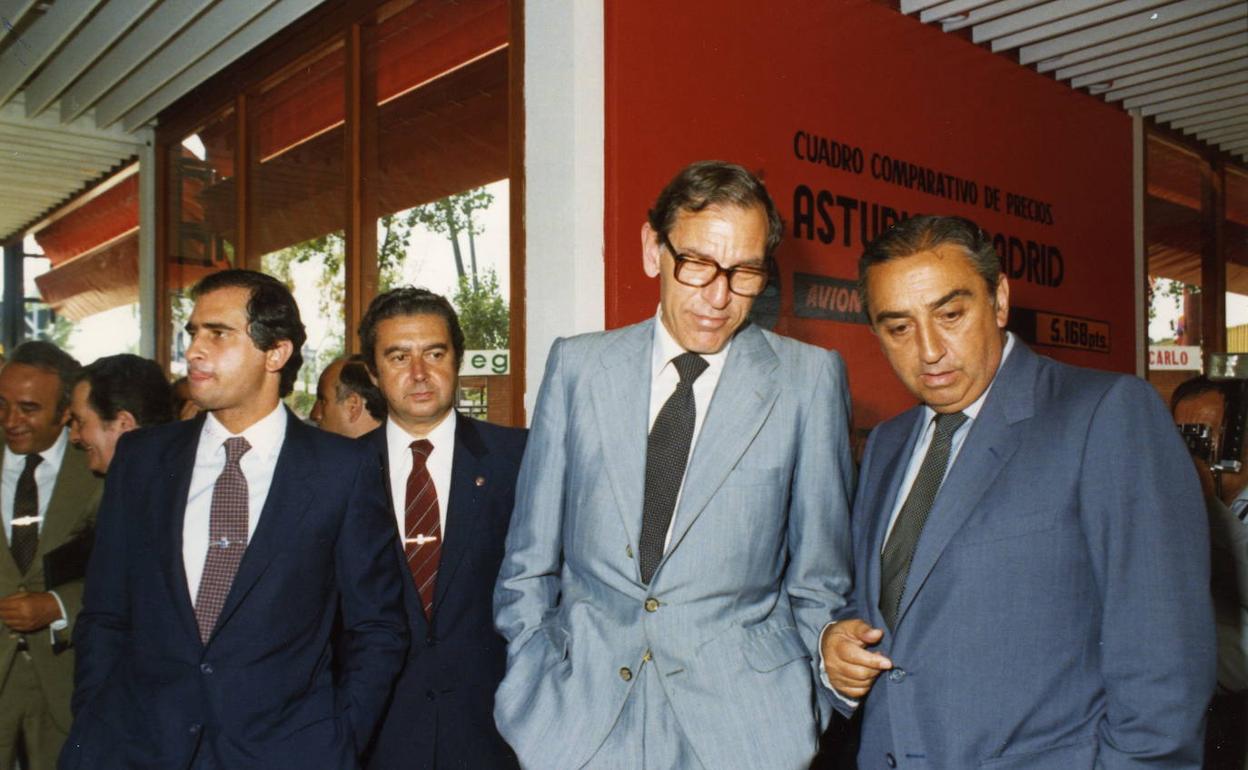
top-left (475, 476), bottom-right (486, 487)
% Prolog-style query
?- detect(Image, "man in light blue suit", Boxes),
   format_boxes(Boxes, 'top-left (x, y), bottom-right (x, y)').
top-left (494, 161), bottom-right (854, 769)
top-left (822, 215), bottom-right (1216, 769)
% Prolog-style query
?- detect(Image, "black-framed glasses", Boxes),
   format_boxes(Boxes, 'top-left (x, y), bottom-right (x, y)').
top-left (660, 233), bottom-right (769, 298)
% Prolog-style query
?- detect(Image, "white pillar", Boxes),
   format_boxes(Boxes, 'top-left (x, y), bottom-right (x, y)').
top-left (138, 125), bottom-right (158, 359)
top-left (523, 0), bottom-right (605, 419)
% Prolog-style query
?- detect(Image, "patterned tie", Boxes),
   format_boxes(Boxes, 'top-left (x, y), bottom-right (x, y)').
top-left (638, 352), bottom-right (709, 584)
top-left (9, 454), bottom-right (42, 574)
top-left (879, 411), bottom-right (968, 631)
top-left (404, 439), bottom-right (441, 616)
top-left (194, 436), bottom-right (251, 644)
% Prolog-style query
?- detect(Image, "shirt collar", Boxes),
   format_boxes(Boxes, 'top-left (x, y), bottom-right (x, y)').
top-left (202, 402), bottom-right (287, 459)
top-left (651, 306), bottom-right (731, 382)
top-left (387, 408), bottom-right (457, 452)
top-left (5, 426), bottom-right (69, 472)
top-left (921, 331), bottom-right (1016, 424)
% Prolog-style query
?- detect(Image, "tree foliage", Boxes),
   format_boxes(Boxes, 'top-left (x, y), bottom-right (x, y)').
top-left (452, 268), bottom-right (509, 349)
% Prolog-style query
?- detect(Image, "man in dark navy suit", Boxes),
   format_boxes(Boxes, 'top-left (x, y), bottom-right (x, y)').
top-left (359, 287), bottom-right (525, 769)
top-left (62, 270), bottom-right (409, 770)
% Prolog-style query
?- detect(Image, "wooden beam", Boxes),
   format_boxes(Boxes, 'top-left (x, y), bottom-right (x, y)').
top-left (344, 21), bottom-right (378, 356)
top-left (1201, 158), bottom-right (1227, 354)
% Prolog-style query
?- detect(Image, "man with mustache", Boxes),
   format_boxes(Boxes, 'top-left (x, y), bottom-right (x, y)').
top-left (358, 287), bottom-right (526, 769)
top-left (68, 354), bottom-right (175, 476)
top-left (64, 269), bottom-right (408, 770)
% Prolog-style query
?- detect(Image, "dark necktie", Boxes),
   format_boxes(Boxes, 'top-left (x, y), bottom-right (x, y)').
top-left (194, 436), bottom-right (251, 644)
top-left (639, 352), bottom-right (709, 584)
top-left (9, 454), bottom-right (43, 575)
top-left (879, 410), bottom-right (968, 630)
top-left (404, 439), bottom-right (441, 616)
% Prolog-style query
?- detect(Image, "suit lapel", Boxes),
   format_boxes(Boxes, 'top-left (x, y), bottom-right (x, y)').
top-left (433, 414), bottom-right (485, 612)
top-left (212, 410), bottom-right (316, 637)
top-left (892, 343), bottom-right (1036, 631)
top-left (36, 443), bottom-right (97, 554)
top-left (662, 325), bottom-right (780, 566)
top-left (157, 417), bottom-right (204, 643)
top-left (590, 321), bottom-right (654, 559)
top-left (0, 453), bottom-right (18, 580)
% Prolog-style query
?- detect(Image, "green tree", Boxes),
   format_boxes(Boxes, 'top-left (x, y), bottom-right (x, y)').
top-left (412, 187), bottom-right (495, 288)
top-left (452, 268), bottom-right (509, 349)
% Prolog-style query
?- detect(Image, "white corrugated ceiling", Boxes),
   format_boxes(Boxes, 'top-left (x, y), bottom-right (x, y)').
top-left (0, 0), bottom-right (327, 243)
top-left (899, 0), bottom-right (1247, 163)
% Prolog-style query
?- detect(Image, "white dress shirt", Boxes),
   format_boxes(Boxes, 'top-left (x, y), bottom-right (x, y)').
top-left (649, 311), bottom-right (730, 550)
top-left (183, 404), bottom-right (287, 600)
top-left (386, 409), bottom-right (457, 539)
top-left (2, 428), bottom-right (71, 633)
top-left (879, 332), bottom-right (1016, 547)
top-left (2, 427), bottom-right (69, 540)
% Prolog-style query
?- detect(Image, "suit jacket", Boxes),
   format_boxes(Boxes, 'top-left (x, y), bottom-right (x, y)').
top-left (61, 411), bottom-right (409, 770)
top-left (840, 341), bottom-right (1216, 769)
top-left (493, 320), bottom-right (855, 770)
top-left (0, 440), bottom-right (101, 731)
top-left (364, 414), bottom-right (526, 769)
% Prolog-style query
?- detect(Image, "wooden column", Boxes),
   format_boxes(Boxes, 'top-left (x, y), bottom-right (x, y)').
top-left (1201, 158), bottom-right (1227, 356)
top-left (507, 0), bottom-right (526, 426)
top-left (344, 21), bottom-right (378, 356)
top-left (237, 92), bottom-right (256, 270)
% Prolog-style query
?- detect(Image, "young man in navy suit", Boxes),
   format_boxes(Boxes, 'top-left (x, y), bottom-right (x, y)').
top-left (822, 215), bottom-right (1214, 769)
top-left (63, 270), bottom-right (408, 770)
top-left (358, 287), bottom-right (525, 769)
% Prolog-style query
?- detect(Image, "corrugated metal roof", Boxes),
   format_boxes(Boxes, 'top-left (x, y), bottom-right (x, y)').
top-left (0, 0), bottom-right (326, 243)
top-left (899, 0), bottom-right (1247, 163)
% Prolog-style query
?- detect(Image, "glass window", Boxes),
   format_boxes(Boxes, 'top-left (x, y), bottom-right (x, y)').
top-left (168, 108), bottom-right (238, 375)
top-left (252, 43), bottom-right (348, 417)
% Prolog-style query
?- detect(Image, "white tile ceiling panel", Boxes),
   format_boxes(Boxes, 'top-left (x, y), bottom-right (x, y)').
top-left (1045, 6), bottom-right (1245, 74)
top-left (59, 0), bottom-right (211, 124)
top-left (23, 0), bottom-right (160, 118)
top-left (1018, 0), bottom-right (1239, 64)
top-left (900, 0), bottom-right (1248, 162)
top-left (0, 0), bottom-right (328, 243)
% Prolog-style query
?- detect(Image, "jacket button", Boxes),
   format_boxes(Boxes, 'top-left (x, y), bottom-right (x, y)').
top-left (189, 723), bottom-right (202, 735)
top-left (200, 663), bottom-right (213, 675)
top-left (426, 636), bottom-right (438, 648)
top-left (644, 598), bottom-right (659, 612)
top-left (426, 689), bottom-right (436, 701)
top-left (888, 668), bottom-right (906, 683)
top-left (885, 752), bottom-right (896, 768)
top-left (619, 667), bottom-right (633, 682)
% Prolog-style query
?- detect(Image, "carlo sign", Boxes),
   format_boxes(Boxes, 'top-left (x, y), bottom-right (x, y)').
top-left (1148, 345), bottom-right (1201, 371)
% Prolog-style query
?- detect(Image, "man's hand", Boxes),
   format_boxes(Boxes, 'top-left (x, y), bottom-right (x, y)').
top-left (821, 618), bottom-right (892, 699)
top-left (0, 591), bottom-right (62, 633)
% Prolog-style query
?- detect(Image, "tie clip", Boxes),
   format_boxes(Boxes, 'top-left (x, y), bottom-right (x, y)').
top-left (11, 516), bottom-right (41, 526)
top-left (213, 537), bottom-right (231, 549)
top-left (404, 534), bottom-right (438, 546)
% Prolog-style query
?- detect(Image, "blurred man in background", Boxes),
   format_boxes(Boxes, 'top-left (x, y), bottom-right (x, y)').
top-left (311, 355), bottom-right (384, 439)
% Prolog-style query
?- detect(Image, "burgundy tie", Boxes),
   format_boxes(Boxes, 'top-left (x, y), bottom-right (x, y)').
top-left (194, 436), bottom-right (251, 644)
top-left (404, 439), bottom-right (441, 617)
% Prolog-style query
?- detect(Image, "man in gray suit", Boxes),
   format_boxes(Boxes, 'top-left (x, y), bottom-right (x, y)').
top-left (494, 160), bottom-right (854, 769)
top-left (822, 215), bottom-right (1215, 768)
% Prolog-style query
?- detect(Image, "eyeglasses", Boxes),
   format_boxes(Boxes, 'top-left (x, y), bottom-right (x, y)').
top-left (660, 233), bottom-right (769, 298)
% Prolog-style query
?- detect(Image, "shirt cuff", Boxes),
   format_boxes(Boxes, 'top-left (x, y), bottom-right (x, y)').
top-left (818, 621), bottom-right (860, 708)
top-left (49, 590), bottom-right (68, 631)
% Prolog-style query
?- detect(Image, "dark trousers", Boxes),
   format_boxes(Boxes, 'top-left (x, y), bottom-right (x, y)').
top-left (1206, 692), bottom-right (1248, 770)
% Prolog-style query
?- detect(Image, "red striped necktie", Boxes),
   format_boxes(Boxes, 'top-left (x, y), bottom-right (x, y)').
top-left (404, 439), bottom-right (441, 617)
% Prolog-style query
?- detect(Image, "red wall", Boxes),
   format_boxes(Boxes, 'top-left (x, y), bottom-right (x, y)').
top-left (604, 0), bottom-right (1134, 429)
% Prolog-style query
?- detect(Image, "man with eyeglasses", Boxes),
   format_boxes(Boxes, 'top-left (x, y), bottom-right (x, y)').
top-left (494, 160), bottom-right (854, 769)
